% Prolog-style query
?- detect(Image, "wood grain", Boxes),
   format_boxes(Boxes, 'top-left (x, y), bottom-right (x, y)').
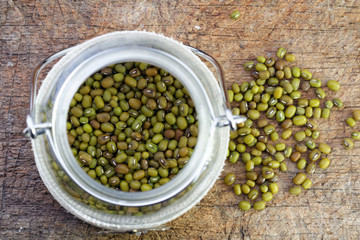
top-left (1, 0), bottom-right (359, 239)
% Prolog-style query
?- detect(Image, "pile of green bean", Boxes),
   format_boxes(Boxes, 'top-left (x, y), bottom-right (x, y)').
top-left (224, 47), bottom-right (344, 211)
top-left (67, 62), bottom-right (198, 192)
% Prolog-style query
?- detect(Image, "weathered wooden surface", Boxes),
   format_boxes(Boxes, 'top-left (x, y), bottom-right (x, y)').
top-left (1, 0), bottom-right (360, 239)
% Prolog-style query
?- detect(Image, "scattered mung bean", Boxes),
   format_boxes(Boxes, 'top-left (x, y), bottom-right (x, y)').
top-left (230, 10), bottom-right (241, 20)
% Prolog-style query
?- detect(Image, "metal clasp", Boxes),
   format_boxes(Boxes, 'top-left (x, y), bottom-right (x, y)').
top-left (187, 46), bottom-right (246, 130)
top-left (24, 115), bottom-right (52, 139)
top-left (215, 109), bottom-right (247, 130)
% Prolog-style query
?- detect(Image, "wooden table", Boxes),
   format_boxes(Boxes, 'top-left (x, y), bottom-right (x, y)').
top-left (1, 0), bottom-right (359, 239)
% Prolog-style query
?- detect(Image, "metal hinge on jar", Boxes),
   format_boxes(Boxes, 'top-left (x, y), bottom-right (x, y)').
top-left (24, 115), bottom-right (52, 139)
top-left (215, 109), bottom-right (246, 130)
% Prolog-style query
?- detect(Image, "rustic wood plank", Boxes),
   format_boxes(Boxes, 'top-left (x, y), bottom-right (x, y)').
top-left (1, 0), bottom-right (360, 239)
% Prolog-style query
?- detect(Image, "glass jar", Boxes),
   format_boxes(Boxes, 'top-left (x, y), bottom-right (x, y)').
top-left (24, 31), bottom-right (245, 232)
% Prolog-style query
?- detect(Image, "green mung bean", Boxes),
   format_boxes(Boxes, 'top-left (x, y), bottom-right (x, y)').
top-left (234, 184), bottom-right (242, 195)
top-left (309, 99), bottom-right (320, 108)
top-left (319, 158), bottom-right (330, 169)
top-left (284, 67), bottom-right (292, 79)
top-left (276, 102), bottom-right (285, 111)
top-left (305, 107), bottom-right (313, 118)
top-left (353, 110), bottom-right (360, 121)
top-left (280, 162), bottom-right (287, 172)
top-left (289, 186), bottom-right (302, 195)
top-left (266, 107), bottom-right (277, 118)
top-left (290, 91), bottom-right (301, 99)
top-left (230, 10), bottom-right (241, 20)
top-left (224, 173), bottom-right (235, 185)
top-left (281, 119), bottom-right (293, 129)
top-left (285, 105), bottom-right (296, 118)
top-left (302, 179), bottom-right (312, 190)
top-left (346, 117), bottom-right (356, 127)
top-left (313, 107), bottom-right (322, 118)
top-left (255, 63), bottom-right (267, 72)
top-left (275, 70), bottom-right (284, 79)
top-left (276, 111), bottom-right (285, 122)
top-left (310, 78), bottom-right (322, 88)
top-left (351, 132), bottom-right (360, 140)
top-left (324, 100), bottom-right (333, 109)
top-left (306, 162), bottom-right (316, 174)
top-left (343, 138), bottom-right (354, 149)
top-left (321, 108), bottom-right (330, 119)
top-left (309, 149), bottom-right (321, 161)
top-left (277, 48), bottom-right (286, 58)
top-left (297, 158), bottom-right (307, 170)
top-left (239, 201), bottom-right (251, 211)
top-left (253, 201), bottom-right (266, 211)
top-left (327, 80), bottom-right (340, 91)
top-left (265, 58), bottom-right (275, 67)
top-left (312, 130), bottom-right (320, 139)
top-left (271, 132), bottom-right (279, 141)
top-left (300, 69), bottom-right (312, 80)
top-left (298, 99), bottom-right (308, 107)
top-left (285, 54), bottom-right (295, 62)
top-left (315, 88), bottom-right (326, 99)
top-left (318, 143), bottom-right (331, 154)
top-left (292, 68), bottom-right (301, 78)
top-left (293, 116), bottom-right (307, 126)
top-left (281, 129), bottom-right (292, 139)
top-left (333, 98), bottom-right (343, 108)
top-left (248, 189), bottom-right (259, 200)
top-left (241, 184), bottom-right (251, 194)
top-left (269, 183), bottom-right (279, 194)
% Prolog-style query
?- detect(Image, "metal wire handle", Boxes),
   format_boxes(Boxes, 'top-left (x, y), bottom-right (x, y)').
top-left (24, 45), bottom-right (246, 139)
top-left (24, 47), bottom-right (73, 138)
top-left (187, 46), bottom-right (246, 130)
